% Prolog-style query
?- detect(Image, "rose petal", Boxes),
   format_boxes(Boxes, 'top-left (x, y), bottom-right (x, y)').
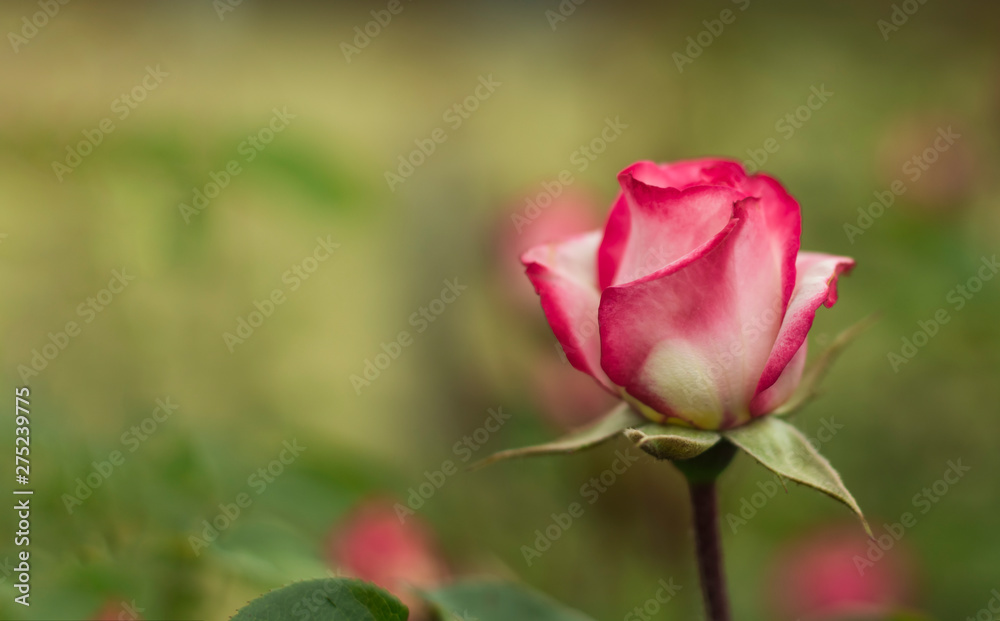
top-left (600, 197), bottom-right (788, 428)
top-left (597, 159), bottom-right (750, 288)
top-left (742, 173), bottom-right (803, 310)
top-left (522, 231), bottom-right (615, 391)
top-left (596, 194), bottom-right (630, 290)
top-left (626, 158), bottom-right (748, 190)
top-left (608, 178), bottom-right (742, 286)
top-left (756, 252), bottom-right (855, 395)
top-left (750, 341), bottom-right (807, 416)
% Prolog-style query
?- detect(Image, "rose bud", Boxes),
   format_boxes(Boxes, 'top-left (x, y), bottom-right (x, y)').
top-left (522, 159), bottom-right (854, 430)
top-left (767, 525), bottom-right (917, 620)
top-left (326, 498), bottom-right (447, 615)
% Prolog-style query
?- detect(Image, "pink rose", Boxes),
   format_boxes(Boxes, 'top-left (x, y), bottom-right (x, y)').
top-left (522, 159), bottom-right (854, 430)
top-left (327, 498), bottom-right (447, 614)
top-left (531, 355), bottom-right (619, 428)
top-left (496, 189), bottom-right (602, 314)
top-left (767, 525), bottom-right (916, 620)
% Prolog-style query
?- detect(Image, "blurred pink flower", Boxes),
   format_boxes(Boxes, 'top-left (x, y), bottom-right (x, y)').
top-left (91, 599), bottom-right (142, 620)
top-left (496, 188), bottom-right (602, 313)
top-left (767, 525), bottom-right (917, 620)
top-left (327, 498), bottom-right (447, 613)
top-left (531, 355), bottom-right (619, 429)
top-left (494, 188), bottom-right (615, 428)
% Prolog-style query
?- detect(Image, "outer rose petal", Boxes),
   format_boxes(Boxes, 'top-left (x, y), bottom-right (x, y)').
top-left (599, 198), bottom-right (787, 429)
top-left (596, 194), bottom-right (630, 290)
top-left (756, 252), bottom-right (856, 394)
top-left (750, 341), bottom-right (807, 416)
top-left (742, 173), bottom-right (802, 312)
top-left (522, 231), bottom-right (615, 391)
top-left (597, 159), bottom-right (749, 288)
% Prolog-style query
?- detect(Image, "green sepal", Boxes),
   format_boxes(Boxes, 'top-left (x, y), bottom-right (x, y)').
top-left (231, 577), bottom-right (408, 620)
top-left (624, 423), bottom-right (721, 461)
top-left (775, 313), bottom-right (880, 416)
top-left (470, 403), bottom-right (643, 470)
top-left (724, 416), bottom-right (871, 537)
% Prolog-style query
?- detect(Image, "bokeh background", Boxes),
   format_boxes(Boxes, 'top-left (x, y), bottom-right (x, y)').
top-left (1, 0), bottom-right (998, 619)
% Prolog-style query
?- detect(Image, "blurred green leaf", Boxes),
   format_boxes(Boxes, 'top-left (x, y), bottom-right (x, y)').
top-left (213, 517), bottom-right (327, 586)
top-left (252, 141), bottom-right (364, 214)
top-left (425, 580), bottom-right (596, 621)
top-left (231, 578), bottom-right (407, 621)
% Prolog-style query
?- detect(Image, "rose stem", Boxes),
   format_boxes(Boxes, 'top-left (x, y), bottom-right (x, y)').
top-left (674, 441), bottom-right (737, 621)
top-left (689, 479), bottom-right (731, 621)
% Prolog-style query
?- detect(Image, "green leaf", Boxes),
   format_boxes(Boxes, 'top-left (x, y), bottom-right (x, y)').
top-left (723, 416), bottom-right (871, 537)
top-left (624, 423), bottom-right (721, 461)
top-left (774, 313), bottom-right (880, 416)
top-left (231, 578), bottom-right (408, 621)
top-left (424, 580), bottom-right (597, 621)
top-left (470, 403), bottom-right (643, 470)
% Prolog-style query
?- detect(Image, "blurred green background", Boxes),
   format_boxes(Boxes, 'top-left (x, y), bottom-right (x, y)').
top-left (1, 0), bottom-right (998, 619)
